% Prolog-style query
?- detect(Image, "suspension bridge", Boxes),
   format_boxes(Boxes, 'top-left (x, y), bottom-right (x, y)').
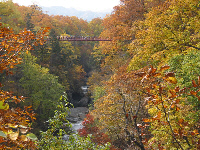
top-left (56, 36), bottom-right (112, 41)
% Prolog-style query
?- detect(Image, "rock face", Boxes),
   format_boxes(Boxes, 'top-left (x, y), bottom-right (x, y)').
top-left (78, 96), bottom-right (89, 107)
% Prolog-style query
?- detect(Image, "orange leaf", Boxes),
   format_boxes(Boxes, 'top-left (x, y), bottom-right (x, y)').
top-left (178, 119), bottom-right (184, 124)
top-left (198, 76), bottom-right (200, 86)
top-left (175, 99), bottom-right (180, 104)
top-left (163, 105), bottom-right (168, 108)
top-left (192, 129), bottom-right (199, 135)
top-left (176, 107), bottom-right (180, 111)
top-left (157, 111), bottom-right (161, 119)
top-left (169, 90), bottom-right (177, 98)
top-left (190, 90), bottom-right (197, 96)
top-left (45, 27), bottom-right (51, 30)
top-left (192, 80), bottom-right (198, 87)
top-left (159, 65), bottom-right (170, 71)
top-left (143, 118), bottom-right (151, 122)
top-left (153, 73), bottom-right (161, 77)
top-left (148, 66), bottom-right (157, 74)
top-left (171, 104), bottom-right (175, 108)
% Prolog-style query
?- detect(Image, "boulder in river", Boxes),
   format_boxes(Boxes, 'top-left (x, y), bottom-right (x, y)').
top-left (66, 107), bottom-right (89, 122)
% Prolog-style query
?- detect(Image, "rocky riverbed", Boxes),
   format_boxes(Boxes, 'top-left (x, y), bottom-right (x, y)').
top-left (66, 107), bottom-right (89, 131)
top-left (63, 107), bottom-right (89, 141)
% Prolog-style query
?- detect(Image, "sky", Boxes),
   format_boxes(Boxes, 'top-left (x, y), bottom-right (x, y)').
top-left (12, 0), bottom-right (120, 12)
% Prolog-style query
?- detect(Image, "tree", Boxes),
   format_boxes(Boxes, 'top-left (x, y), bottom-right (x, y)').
top-left (129, 0), bottom-right (200, 70)
top-left (140, 65), bottom-right (200, 149)
top-left (91, 65), bottom-right (150, 149)
top-left (37, 95), bottom-right (111, 150)
top-left (169, 51), bottom-right (200, 122)
top-left (0, 17), bottom-right (49, 148)
top-left (0, 1), bottom-right (25, 32)
top-left (88, 18), bottom-right (103, 37)
top-left (78, 113), bottom-right (112, 146)
top-left (19, 53), bottom-right (65, 129)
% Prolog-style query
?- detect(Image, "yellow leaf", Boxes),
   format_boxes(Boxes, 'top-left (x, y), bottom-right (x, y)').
top-left (20, 135), bottom-right (28, 141)
top-left (167, 77), bottom-right (177, 84)
top-left (9, 131), bottom-right (19, 140)
top-left (0, 101), bottom-right (9, 110)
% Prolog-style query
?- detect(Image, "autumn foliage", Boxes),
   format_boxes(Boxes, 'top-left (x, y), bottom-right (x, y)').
top-left (139, 66), bottom-right (200, 149)
top-left (78, 113), bottom-right (113, 147)
top-left (1, 0), bottom-right (200, 149)
top-left (88, 0), bottom-right (200, 149)
top-left (0, 18), bottom-right (49, 149)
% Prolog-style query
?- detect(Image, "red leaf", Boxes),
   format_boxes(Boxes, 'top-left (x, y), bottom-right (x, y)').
top-left (126, 114), bottom-right (129, 118)
top-left (132, 116), bottom-right (137, 119)
top-left (135, 72), bottom-right (146, 77)
top-left (165, 72), bottom-right (175, 77)
top-left (174, 86), bottom-right (180, 92)
top-left (175, 99), bottom-right (180, 104)
top-left (180, 87), bottom-right (186, 93)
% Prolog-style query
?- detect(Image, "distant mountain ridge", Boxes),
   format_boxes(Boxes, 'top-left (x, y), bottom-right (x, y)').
top-left (41, 6), bottom-right (111, 21)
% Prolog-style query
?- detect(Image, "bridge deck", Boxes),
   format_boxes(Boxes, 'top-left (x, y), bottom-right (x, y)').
top-left (59, 39), bottom-right (112, 41)
top-left (57, 36), bottom-right (112, 41)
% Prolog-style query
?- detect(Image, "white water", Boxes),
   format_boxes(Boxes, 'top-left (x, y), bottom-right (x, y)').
top-left (71, 121), bottom-right (83, 133)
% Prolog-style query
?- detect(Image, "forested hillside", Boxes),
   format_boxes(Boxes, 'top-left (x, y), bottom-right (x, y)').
top-left (0, 0), bottom-right (200, 149)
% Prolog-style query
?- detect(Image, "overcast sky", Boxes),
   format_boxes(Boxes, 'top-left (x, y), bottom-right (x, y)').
top-left (12, 0), bottom-right (120, 12)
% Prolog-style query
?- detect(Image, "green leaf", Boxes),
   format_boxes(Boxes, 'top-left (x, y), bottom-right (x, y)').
top-left (27, 133), bottom-right (38, 141)
top-left (0, 130), bottom-right (7, 138)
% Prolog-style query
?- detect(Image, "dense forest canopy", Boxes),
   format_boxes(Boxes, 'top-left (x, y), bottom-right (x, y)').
top-left (0, 0), bottom-right (200, 149)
